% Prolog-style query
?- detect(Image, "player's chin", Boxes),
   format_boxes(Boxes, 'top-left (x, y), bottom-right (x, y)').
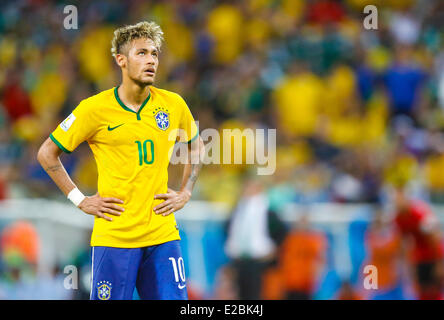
top-left (139, 75), bottom-right (155, 86)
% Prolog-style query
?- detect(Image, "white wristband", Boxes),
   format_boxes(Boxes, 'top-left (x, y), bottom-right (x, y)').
top-left (67, 188), bottom-right (86, 207)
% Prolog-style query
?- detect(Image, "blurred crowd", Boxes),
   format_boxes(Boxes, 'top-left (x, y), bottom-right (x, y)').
top-left (1, 0), bottom-right (444, 299)
top-left (1, 0), bottom-right (444, 209)
top-left (0, 0), bottom-right (443, 207)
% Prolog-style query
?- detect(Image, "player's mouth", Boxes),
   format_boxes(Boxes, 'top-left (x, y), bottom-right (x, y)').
top-left (143, 68), bottom-right (155, 76)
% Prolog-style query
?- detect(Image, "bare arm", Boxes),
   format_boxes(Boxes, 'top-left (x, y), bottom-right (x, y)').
top-left (37, 137), bottom-right (76, 195)
top-left (37, 138), bottom-right (124, 221)
top-left (180, 136), bottom-right (205, 196)
top-left (153, 136), bottom-right (205, 216)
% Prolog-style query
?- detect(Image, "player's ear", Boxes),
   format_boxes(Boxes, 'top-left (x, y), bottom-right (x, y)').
top-left (115, 53), bottom-right (126, 68)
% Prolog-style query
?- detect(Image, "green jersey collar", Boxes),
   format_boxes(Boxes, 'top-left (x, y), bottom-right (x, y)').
top-left (114, 85), bottom-right (151, 120)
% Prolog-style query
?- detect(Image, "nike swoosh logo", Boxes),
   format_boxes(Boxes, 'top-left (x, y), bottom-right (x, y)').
top-left (178, 283), bottom-right (186, 289)
top-left (107, 123), bottom-right (124, 131)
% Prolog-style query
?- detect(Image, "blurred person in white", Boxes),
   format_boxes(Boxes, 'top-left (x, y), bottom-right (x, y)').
top-left (224, 174), bottom-right (287, 300)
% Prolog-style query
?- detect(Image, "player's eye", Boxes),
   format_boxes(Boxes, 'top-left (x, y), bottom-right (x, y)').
top-left (138, 51), bottom-right (145, 56)
top-left (152, 52), bottom-right (158, 57)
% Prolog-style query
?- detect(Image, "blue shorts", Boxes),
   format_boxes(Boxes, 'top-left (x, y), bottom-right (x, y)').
top-left (90, 240), bottom-right (188, 300)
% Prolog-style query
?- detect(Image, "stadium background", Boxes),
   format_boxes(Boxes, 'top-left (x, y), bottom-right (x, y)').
top-left (0, 0), bottom-right (444, 299)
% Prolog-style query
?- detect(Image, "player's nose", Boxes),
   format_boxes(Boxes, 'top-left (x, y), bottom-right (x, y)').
top-left (146, 54), bottom-right (156, 65)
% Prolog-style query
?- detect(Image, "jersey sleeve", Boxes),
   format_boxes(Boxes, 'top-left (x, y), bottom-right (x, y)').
top-left (50, 100), bottom-right (97, 153)
top-left (177, 95), bottom-right (198, 143)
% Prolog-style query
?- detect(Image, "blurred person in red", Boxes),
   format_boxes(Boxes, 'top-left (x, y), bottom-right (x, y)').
top-left (362, 207), bottom-right (406, 299)
top-left (393, 187), bottom-right (444, 299)
top-left (278, 213), bottom-right (327, 300)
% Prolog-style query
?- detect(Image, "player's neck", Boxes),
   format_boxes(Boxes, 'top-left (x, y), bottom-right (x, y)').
top-left (117, 80), bottom-right (151, 112)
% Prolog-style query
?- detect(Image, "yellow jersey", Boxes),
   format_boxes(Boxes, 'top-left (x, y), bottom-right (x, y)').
top-left (50, 86), bottom-right (199, 248)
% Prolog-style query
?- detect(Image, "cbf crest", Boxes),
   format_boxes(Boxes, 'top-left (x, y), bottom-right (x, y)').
top-left (153, 106), bottom-right (170, 131)
top-left (97, 280), bottom-right (112, 300)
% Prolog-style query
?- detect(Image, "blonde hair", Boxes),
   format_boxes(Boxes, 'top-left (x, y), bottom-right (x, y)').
top-left (111, 21), bottom-right (164, 57)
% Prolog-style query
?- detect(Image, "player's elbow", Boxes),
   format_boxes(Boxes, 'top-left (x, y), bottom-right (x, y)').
top-left (37, 138), bottom-right (59, 167)
top-left (37, 141), bottom-right (48, 166)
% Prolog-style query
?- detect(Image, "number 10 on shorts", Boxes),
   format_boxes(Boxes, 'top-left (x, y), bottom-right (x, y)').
top-left (169, 257), bottom-right (186, 288)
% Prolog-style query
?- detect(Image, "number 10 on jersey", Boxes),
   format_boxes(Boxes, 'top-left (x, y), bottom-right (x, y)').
top-left (135, 140), bottom-right (154, 165)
